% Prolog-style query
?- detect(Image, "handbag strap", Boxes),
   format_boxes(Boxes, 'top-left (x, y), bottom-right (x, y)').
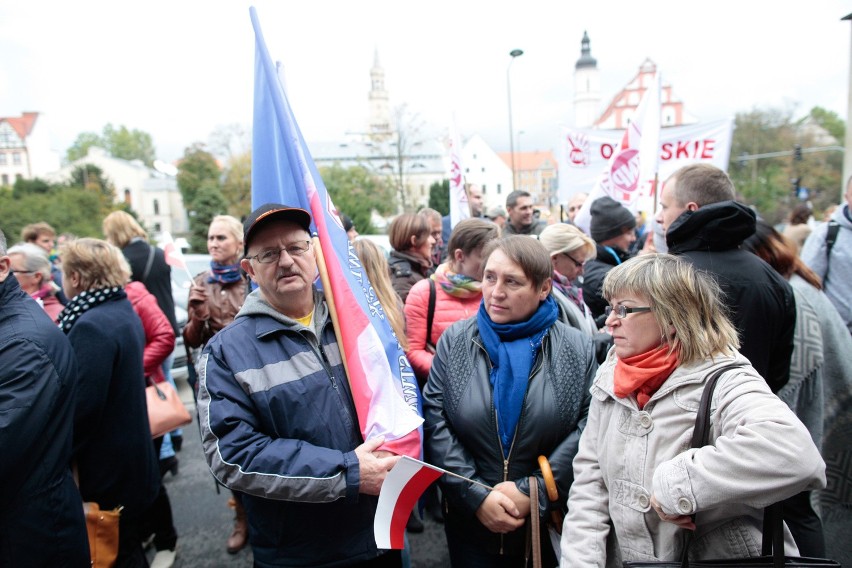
top-left (141, 244), bottom-right (156, 282)
top-left (679, 363), bottom-right (744, 567)
top-left (426, 278), bottom-right (436, 348)
top-left (530, 475), bottom-right (542, 568)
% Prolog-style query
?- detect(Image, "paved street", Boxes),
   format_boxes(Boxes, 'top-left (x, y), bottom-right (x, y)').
top-left (153, 382), bottom-right (449, 567)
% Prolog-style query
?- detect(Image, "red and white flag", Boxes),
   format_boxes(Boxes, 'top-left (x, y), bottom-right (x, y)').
top-left (448, 119), bottom-right (469, 230)
top-left (573, 72), bottom-right (662, 234)
top-left (160, 231), bottom-right (187, 271)
top-left (374, 456), bottom-right (444, 549)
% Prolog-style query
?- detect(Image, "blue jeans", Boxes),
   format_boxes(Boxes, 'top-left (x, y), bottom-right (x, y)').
top-left (158, 354), bottom-right (181, 460)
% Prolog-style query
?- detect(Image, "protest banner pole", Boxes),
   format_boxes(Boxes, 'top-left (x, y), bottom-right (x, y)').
top-left (312, 235), bottom-right (351, 382)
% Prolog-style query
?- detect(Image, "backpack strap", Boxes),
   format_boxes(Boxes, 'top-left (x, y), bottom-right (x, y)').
top-left (141, 245), bottom-right (156, 282)
top-left (426, 279), bottom-right (436, 349)
top-left (824, 220), bottom-right (841, 283)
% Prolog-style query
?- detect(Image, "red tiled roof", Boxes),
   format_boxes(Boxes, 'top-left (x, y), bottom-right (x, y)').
top-left (2, 112), bottom-right (39, 139)
top-left (497, 151), bottom-right (557, 171)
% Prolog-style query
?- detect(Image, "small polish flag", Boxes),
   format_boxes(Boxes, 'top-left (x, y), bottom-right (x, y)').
top-left (160, 232), bottom-right (187, 271)
top-left (374, 456), bottom-right (444, 549)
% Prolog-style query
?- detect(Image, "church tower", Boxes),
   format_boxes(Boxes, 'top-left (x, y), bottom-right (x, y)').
top-left (368, 49), bottom-right (391, 139)
top-left (573, 31), bottom-right (601, 128)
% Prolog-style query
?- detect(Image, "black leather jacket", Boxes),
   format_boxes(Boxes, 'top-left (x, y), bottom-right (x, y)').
top-left (423, 317), bottom-right (596, 556)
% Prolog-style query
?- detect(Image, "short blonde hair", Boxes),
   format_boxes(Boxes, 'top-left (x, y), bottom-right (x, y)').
top-left (602, 253), bottom-right (739, 366)
top-left (538, 223), bottom-right (596, 261)
top-left (102, 211), bottom-right (147, 248)
top-left (61, 238), bottom-right (128, 291)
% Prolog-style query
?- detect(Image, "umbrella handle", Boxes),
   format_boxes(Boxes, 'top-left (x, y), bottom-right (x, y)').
top-left (537, 455), bottom-right (563, 532)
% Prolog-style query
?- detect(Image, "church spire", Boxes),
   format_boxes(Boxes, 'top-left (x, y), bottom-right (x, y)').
top-left (575, 31), bottom-right (597, 70)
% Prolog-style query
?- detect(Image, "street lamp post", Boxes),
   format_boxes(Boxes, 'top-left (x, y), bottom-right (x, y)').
top-left (517, 129), bottom-right (524, 191)
top-left (507, 48), bottom-right (524, 192)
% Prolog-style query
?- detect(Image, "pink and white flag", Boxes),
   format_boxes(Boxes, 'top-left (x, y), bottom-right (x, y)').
top-left (573, 72), bottom-right (662, 234)
top-left (448, 119), bottom-right (469, 229)
top-left (374, 456), bottom-right (444, 549)
top-left (160, 232), bottom-right (187, 271)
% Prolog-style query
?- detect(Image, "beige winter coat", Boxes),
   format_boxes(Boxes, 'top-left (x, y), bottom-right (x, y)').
top-left (560, 350), bottom-right (826, 567)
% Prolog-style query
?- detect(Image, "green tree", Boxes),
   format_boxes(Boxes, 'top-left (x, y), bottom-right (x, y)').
top-left (729, 106), bottom-right (843, 225)
top-left (69, 164), bottom-right (115, 202)
top-left (102, 123), bottom-right (156, 166)
top-left (188, 181), bottom-right (227, 251)
top-left (221, 151), bottom-right (252, 220)
top-left (806, 106), bottom-right (845, 142)
top-left (427, 179), bottom-right (450, 216)
top-left (320, 163), bottom-right (395, 234)
top-left (66, 132), bottom-right (102, 163)
top-left (0, 178), bottom-right (127, 241)
top-left (65, 125), bottom-right (156, 165)
top-left (177, 143), bottom-right (221, 208)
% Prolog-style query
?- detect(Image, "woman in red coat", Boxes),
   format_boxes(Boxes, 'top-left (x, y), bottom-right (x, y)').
top-left (404, 218), bottom-right (499, 386)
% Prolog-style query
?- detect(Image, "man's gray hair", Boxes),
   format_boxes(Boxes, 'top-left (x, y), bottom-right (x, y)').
top-left (0, 229), bottom-right (6, 256)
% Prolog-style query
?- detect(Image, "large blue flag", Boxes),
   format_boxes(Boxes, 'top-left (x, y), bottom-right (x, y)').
top-left (249, 7), bottom-right (422, 458)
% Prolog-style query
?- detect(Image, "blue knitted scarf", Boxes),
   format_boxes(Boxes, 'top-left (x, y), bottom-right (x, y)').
top-left (207, 261), bottom-right (243, 285)
top-left (477, 295), bottom-right (558, 457)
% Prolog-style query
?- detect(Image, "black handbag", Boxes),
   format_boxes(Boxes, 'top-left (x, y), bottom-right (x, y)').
top-left (624, 364), bottom-right (840, 568)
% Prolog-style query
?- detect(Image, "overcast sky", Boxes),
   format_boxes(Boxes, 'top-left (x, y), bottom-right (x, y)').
top-left (2, 0), bottom-right (850, 164)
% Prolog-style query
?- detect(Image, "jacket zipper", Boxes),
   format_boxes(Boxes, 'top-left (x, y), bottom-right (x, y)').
top-left (476, 336), bottom-right (546, 555)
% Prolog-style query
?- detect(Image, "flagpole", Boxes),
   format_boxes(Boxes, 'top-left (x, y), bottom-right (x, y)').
top-left (440, 469), bottom-right (493, 492)
top-left (312, 235), bottom-right (352, 382)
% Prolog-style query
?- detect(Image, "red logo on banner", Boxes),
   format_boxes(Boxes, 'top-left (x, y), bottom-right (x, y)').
top-left (610, 148), bottom-right (640, 195)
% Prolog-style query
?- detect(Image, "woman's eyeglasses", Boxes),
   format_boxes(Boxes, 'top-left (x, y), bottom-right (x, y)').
top-left (562, 253), bottom-right (585, 268)
top-left (604, 305), bottom-right (652, 319)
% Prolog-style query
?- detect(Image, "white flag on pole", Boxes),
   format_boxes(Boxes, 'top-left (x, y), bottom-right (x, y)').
top-left (573, 72), bottom-right (662, 234)
top-left (448, 119), bottom-right (469, 229)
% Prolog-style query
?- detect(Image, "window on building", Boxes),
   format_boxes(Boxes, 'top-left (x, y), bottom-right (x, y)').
top-left (421, 185), bottom-right (426, 197)
top-left (481, 167), bottom-right (485, 173)
top-left (154, 223), bottom-right (162, 232)
top-left (15, 174), bottom-right (22, 182)
top-left (153, 199), bottom-right (160, 215)
top-left (124, 189), bottom-right (131, 205)
top-left (497, 184), bottom-right (502, 195)
top-left (1, 174), bottom-right (8, 186)
top-left (0, 153), bottom-right (6, 165)
top-left (12, 152), bottom-right (21, 165)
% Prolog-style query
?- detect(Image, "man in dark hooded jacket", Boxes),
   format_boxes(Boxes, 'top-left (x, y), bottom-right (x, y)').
top-left (658, 165), bottom-right (823, 557)
top-left (657, 164), bottom-right (795, 394)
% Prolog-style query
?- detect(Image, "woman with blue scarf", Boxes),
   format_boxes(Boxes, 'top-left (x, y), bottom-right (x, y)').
top-left (182, 214), bottom-right (252, 555)
top-left (423, 235), bottom-right (597, 567)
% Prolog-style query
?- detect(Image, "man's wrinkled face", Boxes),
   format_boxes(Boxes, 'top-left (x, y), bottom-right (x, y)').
top-left (241, 221), bottom-right (317, 309)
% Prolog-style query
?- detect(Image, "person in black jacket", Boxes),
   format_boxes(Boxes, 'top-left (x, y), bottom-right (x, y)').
top-left (60, 238), bottom-right (161, 568)
top-left (581, 196), bottom-right (637, 324)
top-left (656, 163), bottom-right (821, 556)
top-left (423, 235), bottom-right (596, 567)
top-left (0, 229), bottom-right (90, 567)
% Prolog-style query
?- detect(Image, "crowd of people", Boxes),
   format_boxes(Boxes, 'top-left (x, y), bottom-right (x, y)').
top-left (1, 164), bottom-right (851, 567)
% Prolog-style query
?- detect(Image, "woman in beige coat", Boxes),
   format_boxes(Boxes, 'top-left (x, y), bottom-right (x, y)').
top-left (560, 254), bottom-right (825, 567)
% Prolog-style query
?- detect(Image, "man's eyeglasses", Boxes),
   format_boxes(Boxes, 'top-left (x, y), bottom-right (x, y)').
top-left (11, 269), bottom-right (34, 275)
top-left (562, 252), bottom-right (585, 268)
top-left (247, 241), bottom-right (312, 264)
top-left (604, 305), bottom-right (652, 319)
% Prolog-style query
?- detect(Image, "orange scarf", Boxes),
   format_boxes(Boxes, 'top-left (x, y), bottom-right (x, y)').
top-left (613, 346), bottom-right (679, 409)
